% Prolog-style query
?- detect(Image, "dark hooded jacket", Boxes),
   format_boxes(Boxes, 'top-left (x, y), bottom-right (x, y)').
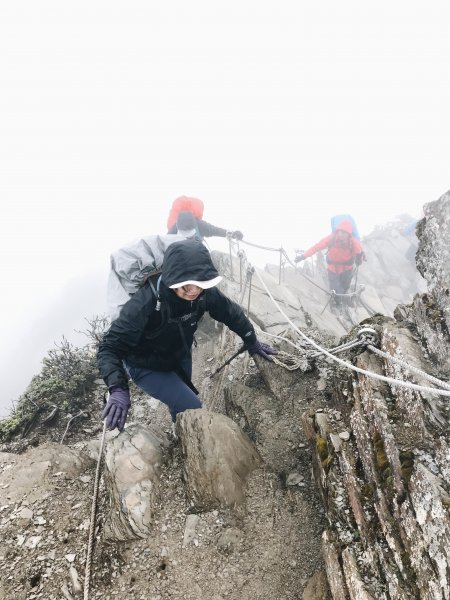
top-left (97, 239), bottom-right (256, 390)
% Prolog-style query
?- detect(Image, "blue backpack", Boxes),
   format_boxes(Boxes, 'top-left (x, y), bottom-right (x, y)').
top-left (330, 214), bottom-right (360, 241)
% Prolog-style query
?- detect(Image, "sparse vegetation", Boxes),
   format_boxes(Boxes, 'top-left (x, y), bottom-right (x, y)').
top-left (0, 315), bottom-right (109, 443)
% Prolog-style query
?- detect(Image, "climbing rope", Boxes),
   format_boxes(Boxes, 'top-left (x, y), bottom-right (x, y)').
top-left (255, 327), bottom-right (364, 360)
top-left (366, 343), bottom-right (450, 391)
top-left (84, 419), bottom-right (107, 600)
top-left (255, 328), bottom-right (307, 352)
top-left (309, 337), bottom-right (365, 359)
top-left (271, 351), bottom-right (305, 371)
top-left (252, 267), bottom-right (450, 397)
top-left (281, 249), bottom-right (332, 297)
top-left (227, 234), bottom-right (450, 392)
top-left (239, 239), bottom-right (283, 253)
top-left (258, 333), bottom-right (364, 368)
top-left (229, 238), bottom-right (330, 296)
top-left (229, 243), bottom-right (449, 391)
top-left (229, 236), bottom-right (390, 319)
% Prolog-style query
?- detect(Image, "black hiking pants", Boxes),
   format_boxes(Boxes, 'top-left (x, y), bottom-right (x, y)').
top-left (328, 268), bottom-right (354, 295)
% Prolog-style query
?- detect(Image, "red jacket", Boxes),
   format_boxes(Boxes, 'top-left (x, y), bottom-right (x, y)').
top-left (304, 221), bottom-right (362, 273)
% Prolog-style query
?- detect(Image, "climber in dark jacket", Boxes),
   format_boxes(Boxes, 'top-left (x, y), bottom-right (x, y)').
top-left (98, 239), bottom-right (276, 432)
top-left (167, 210), bottom-right (244, 241)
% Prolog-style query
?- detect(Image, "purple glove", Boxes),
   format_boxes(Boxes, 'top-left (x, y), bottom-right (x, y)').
top-left (246, 340), bottom-right (278, 362)
top-left (102, 387), bottom-right (131, 432)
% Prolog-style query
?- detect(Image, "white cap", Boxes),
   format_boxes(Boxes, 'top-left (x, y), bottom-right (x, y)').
top-left (169, 275), bottom-right (222, 290)
top-left (177, 228), bottom-right (197, 239)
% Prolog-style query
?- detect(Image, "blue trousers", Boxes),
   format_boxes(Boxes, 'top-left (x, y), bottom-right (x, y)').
top-left (125, 354), bottom-right (202, 423)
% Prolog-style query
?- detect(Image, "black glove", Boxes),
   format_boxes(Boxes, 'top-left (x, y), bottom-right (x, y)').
top-left (102, 387), bottom-right (131, 432)
top-left (231, 230), bottom-right (243, 241)
top-left (355, 252), bottom-right (366, 266)
top-left (246, 340), bottom-right (278, 362)
top-left (294, 253), bottom-right (305, 263)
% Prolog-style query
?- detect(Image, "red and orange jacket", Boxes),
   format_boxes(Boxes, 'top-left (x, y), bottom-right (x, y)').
top-left (303, 221), bottom-right (363, 273)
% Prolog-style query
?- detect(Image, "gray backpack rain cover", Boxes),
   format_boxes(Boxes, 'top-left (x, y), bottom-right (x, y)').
top-left (107, 233), bottom-right (185, 320)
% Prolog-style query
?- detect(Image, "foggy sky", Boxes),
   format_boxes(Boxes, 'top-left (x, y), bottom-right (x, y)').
top-left (1, 1), bottom-right (450, 416)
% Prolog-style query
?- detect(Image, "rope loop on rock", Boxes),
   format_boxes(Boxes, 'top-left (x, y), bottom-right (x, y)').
top-left (271, 350), bottom-right (305, 371)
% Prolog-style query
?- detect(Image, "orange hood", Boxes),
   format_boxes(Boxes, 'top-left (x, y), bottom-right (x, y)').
top-left (336, 220), bottom-right (353, 235)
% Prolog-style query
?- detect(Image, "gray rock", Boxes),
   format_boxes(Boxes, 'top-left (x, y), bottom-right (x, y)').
top-left (329, 434), bottom-right (343, 453)
top-left (103, 424), bottom-right (169, 540)
top-left (182, 514), bottom-right (200, 547)
top-left (286, 472), bottom-right (304, 486)
top-left (69, 566), bottom-right (82, 596)
top-left (302, 569), bottom-right (330, 600)
top-left (179, 410), bottom-right (261, 509)
top-left (217, 527), bottom-right (243, 553)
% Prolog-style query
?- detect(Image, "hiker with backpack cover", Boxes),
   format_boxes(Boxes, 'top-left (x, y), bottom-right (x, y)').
top-left (167, 196), bottom-right (243, 241)
top-left (107, 232), bottom-right (186, 321)
top-left (98, 239), bottom-right (276, 433)
top-left (295, 220), bottom-right (365, 301)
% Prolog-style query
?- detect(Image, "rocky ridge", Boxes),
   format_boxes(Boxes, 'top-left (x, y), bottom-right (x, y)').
top-left (0, 196), bottom-right (445, 600)
top-left (304, 191), bottom-right (450, 599)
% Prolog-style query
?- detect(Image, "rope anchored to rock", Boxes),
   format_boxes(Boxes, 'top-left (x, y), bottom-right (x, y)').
top-left (252, 267), bottom-right (450, 397)
top-left (364, 341), bottom-right (450, 392)
top-left (271, 350), bottom-right (307, 371)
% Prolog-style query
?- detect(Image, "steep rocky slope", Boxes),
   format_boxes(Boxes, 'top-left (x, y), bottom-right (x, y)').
top-left (305, 191), bottom-right (450, 599)
top-left (0, 198), bottom-right (443, 600)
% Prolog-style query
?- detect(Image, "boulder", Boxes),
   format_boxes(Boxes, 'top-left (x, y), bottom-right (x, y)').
top-left (103, 424), bottom-right (169, 540)
top-left (178, 410), bottom-right (261, 509)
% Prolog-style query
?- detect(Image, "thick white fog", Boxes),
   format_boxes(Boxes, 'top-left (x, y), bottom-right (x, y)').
top-left (1, 1), bottom-right (449, 416)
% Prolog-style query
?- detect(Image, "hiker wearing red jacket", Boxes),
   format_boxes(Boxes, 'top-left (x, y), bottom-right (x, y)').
top-left (167, 196), bottom-right (243, 241)
top-left (295, 220), bottom-right (365, 296)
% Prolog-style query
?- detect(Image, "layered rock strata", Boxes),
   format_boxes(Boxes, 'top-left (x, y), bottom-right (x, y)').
top-left (306, 192), bottom-right (450, 599)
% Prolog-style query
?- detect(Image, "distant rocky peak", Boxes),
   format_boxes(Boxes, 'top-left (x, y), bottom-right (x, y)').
top-left (416, 190), bottom-right (450, 289)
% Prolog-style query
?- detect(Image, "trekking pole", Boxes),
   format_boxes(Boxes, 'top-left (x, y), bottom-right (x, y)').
top-left (321, 289), bottom-right (336, 315)
top-left (210, 345), bottom-right (246, 377)
top-left (320, 296), bottom-right (331, 315)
